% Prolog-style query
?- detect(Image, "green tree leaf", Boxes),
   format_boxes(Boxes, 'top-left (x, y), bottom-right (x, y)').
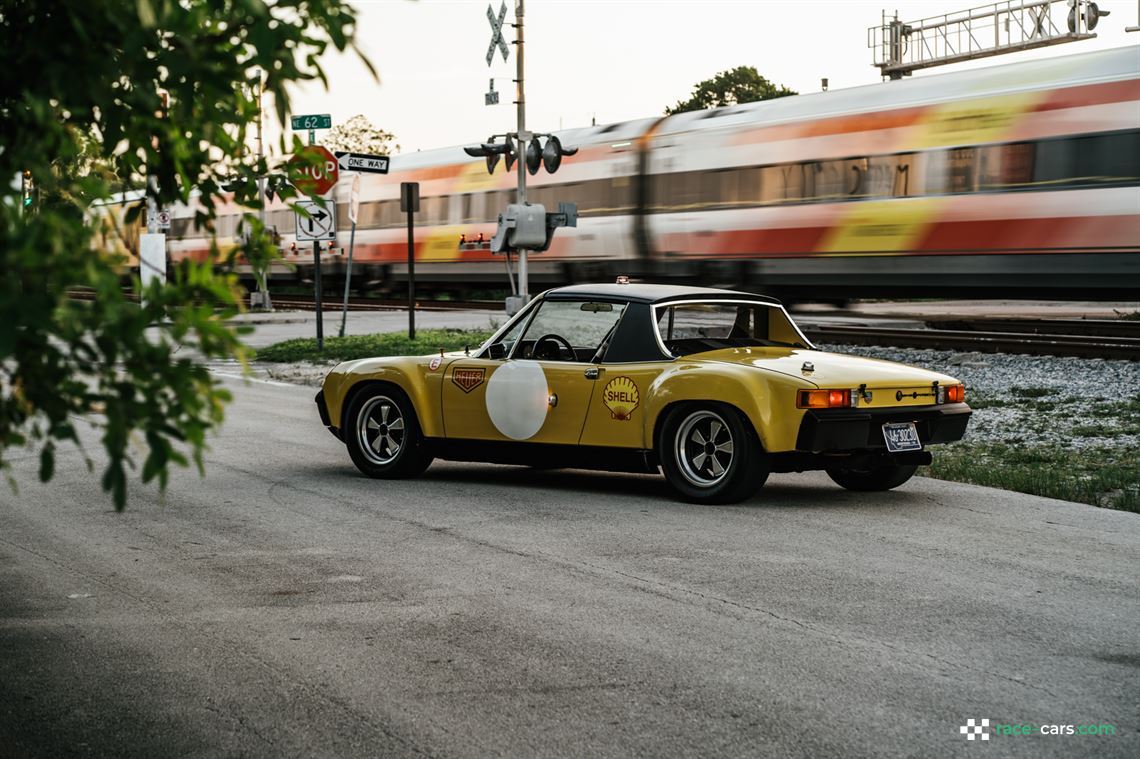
top-left (665, 66), bottom-right (797, 115)
top-left (0, 0), bottom-right (369, 510)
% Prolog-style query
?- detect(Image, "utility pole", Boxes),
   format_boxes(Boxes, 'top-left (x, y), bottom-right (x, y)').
top-left (254, 68), bottom-right (271, 310)
top-left (514, 0), bottom-right (529, 302)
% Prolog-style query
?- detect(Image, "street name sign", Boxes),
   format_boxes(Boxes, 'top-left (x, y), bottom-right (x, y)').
top-left (295, 200), bottom-right (336, 241)
top-left (291, 114), bottom-right (332, 131)
top-left (289, 145), bottom-right (339, 195)
top-left (335, 151), bottom-right (390, 174)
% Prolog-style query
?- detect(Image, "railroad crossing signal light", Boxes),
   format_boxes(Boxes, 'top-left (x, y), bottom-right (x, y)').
top-left (1069, 1), bottom-right (1109, 32)
top-left (464, 133), bottom-right (576, 176)
top-left (542, 135), bottom-right (577, 174)
top-left (504, 134), bottom-right (517, 172)
top-left (21, 170), bottom-right (33, 208)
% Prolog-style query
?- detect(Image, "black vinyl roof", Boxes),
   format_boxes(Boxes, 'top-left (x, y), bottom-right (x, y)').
top-left (544, 283), bottom-right (781, 306)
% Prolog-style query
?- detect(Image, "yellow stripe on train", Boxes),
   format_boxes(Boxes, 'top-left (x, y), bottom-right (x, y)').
top-left (912, 92), bottom-right (1044, 149)
top-left (818, 198), bottom-right (938, 255)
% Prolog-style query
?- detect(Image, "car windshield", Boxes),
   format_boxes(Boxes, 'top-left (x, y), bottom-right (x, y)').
top-left (656, 302), bottom-right (805, 355)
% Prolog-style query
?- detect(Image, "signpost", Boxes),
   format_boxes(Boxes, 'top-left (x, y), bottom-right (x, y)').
top-left (288, 114), bottom-right (335, 349)
top-left (294, 200), bottom-right (336, 241)
top-left (339, 174), bottom-right (361, 338)
top-left (295, 199), bottom-right (336, 350)
top-left (334, 151), bottom-right (390, 174)
top-left (289, 145), bottom-right (339, 196)
top-left (400, 182), bottom-right (420, 340)
top-left (291, 113), bottom-right (332, 144)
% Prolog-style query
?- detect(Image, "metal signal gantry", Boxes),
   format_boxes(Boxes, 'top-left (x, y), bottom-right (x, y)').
top-left (869, 0), bottom-right (1110, 80)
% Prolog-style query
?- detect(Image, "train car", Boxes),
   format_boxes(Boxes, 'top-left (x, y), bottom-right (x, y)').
top-left (166, 44), bottom-right (1139, 300)
top-left (88, 190), bottom-right (146, 274)
top-left (640, 44), bottom-right (1140, 299)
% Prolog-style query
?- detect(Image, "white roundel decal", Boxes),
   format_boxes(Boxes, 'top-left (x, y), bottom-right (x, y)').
top-left (485, 360), bottom-right (548, 440)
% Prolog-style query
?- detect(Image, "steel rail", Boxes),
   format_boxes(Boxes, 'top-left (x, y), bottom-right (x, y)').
top-left (805, 324), bottom-right (1139, 361)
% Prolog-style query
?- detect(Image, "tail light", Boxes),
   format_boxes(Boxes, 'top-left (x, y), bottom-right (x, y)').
top-left (797, 389), bottom-right (853, 409)
top-left (945, 384), bottom-right (965, 403)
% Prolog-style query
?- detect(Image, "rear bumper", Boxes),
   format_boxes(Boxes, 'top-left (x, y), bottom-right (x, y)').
top-left (315, 391), bottom-right (342, 441)
top-left (795, 403), bottom-right (970, 453)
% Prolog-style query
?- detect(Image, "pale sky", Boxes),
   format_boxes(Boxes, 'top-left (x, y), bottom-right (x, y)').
top-left (282, 0), bottom-right (1140, 154)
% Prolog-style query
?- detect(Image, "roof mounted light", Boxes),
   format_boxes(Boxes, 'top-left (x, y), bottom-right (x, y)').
top-left (615, 275), bottom-right (630, 285)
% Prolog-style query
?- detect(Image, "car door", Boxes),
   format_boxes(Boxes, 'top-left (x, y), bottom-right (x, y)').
top-left (441, 298), bottom-right (627, 445)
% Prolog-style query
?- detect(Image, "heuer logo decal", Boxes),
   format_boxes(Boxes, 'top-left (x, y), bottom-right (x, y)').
top-left (602, 376), bottom-right (640, 420)
top-left (451, 367), bottom-right (486, 393)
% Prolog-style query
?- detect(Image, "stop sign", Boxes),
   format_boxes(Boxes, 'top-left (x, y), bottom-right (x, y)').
top-left (289, 145), bottom-right (339, 196)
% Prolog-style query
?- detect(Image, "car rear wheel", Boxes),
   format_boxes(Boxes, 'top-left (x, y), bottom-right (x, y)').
top-left (345, 386), bottom-right (433, 479)
top-left (825, 461), bottom-right (917, 492)
top-left (659, 404), bottom-right (768, 504)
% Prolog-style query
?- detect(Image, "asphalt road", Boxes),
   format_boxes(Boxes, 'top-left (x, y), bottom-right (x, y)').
top-left (1, 376), bottom-right (1137, 758)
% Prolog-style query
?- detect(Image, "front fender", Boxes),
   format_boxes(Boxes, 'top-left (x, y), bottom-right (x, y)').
top-left (323, 355), bottom-right (448, 438)
top-left (643, 362), bottom-right (811, 453)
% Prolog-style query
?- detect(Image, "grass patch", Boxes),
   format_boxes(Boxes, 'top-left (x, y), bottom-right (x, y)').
top-left (254, 328), bottom-right (494, 363)
top-left (924, 442), bottom-right (1139, 513)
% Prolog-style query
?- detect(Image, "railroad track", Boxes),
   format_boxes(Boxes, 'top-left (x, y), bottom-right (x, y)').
top-left (66, 288), bottom-right (1137, 360)
top-left (804, 323), bottom-right (1140, 361)
top-left (267, 296), bottom-right (501, 312)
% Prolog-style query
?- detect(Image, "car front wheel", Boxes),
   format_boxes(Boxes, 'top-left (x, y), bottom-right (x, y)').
top-left (659, 404), bottom-right (768, 504)
top-left (344, 386), bottom-right (433, 479)
top-left (825, 461), bottom-right (917, 491)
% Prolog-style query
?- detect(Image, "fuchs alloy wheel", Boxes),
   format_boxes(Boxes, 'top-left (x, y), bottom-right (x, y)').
top-left (659, 403), bottom-right (768, 504)
top-left (826, 462), bottom-right (917, 492)
top-left (344, 386), bottom-right (433, 478)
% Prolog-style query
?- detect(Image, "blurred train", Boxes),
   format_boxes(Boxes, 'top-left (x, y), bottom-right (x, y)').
top-left (158, 45), bottom-right (1139, 300)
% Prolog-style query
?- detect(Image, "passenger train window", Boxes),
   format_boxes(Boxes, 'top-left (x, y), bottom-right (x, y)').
top-left (737, 167), bottom-right (761, 204)
top-left (610, 175), bottom-right (634, 211)
top-left (1033, 138), bottom-right (1074, 187)
top-left (1097, 130), bottom-right (1140, 183)
top-left (978, 143), bottom-right (1035, 191)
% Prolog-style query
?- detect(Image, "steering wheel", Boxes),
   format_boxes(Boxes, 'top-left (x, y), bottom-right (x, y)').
top-left (532, 333), bottom-right (575, 361)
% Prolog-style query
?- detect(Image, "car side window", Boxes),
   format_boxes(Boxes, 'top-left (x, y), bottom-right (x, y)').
top-left (514, 300), bottom-right (627, 362)
top-left (483, 314), bottom-right (529, 360)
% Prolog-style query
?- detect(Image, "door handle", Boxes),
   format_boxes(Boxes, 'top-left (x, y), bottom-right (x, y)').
top-left (584, 367), bottom-right (599, 380)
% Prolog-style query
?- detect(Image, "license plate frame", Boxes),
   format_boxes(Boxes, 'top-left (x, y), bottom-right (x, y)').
top-left (882, 421), bottom-right (921, 453)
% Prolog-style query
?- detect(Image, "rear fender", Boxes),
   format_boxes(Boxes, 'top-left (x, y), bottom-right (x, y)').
top-left (644, 363), bottom-right (789, 452)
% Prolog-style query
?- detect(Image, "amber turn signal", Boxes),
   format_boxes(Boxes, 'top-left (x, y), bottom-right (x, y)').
top-left (797, 389), bottom-right (853, 409)
top-left (945, 384), bottom-right (965, 403)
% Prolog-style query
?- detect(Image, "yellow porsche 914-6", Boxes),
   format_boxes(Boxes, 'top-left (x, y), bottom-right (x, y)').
top-left (316, 283), bottom-right (971, 504)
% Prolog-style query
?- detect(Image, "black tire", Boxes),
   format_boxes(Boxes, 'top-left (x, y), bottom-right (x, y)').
top-left (825, 462), bottom-right (917, 492)
top-left (658, 403), bottom-right (768, 504)
top-left (343, 385), bottom-right (433, 479)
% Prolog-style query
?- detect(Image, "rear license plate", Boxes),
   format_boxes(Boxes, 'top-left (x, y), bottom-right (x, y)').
top-left (882, 422), bottom-right (921, 453)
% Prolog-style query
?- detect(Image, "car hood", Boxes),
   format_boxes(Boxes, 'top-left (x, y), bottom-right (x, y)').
top-left (689, 346), bottom-right (960, 389)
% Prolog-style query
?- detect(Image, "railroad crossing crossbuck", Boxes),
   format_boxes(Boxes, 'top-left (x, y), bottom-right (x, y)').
top-left (486, 1), bottom-right (509, 66)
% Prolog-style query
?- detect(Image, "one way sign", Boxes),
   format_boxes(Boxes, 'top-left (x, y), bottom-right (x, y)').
top-left (295, 200), bottom-right (336, 241)
top-left (335, 151), bottom-right (390, 174)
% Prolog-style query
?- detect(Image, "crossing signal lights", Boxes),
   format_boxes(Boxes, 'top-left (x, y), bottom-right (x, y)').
top-left (21, 170), bottom-right (33, 209)
top-left (464, 133), bottom-right (576, 176)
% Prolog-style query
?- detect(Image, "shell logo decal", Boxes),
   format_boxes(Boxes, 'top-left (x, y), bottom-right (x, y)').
top-left (602, 376), bottom-right (640, 421)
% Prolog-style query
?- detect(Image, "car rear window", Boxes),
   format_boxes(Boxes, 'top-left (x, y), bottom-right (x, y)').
top-left (656, 302), bottom-right (805, 355)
